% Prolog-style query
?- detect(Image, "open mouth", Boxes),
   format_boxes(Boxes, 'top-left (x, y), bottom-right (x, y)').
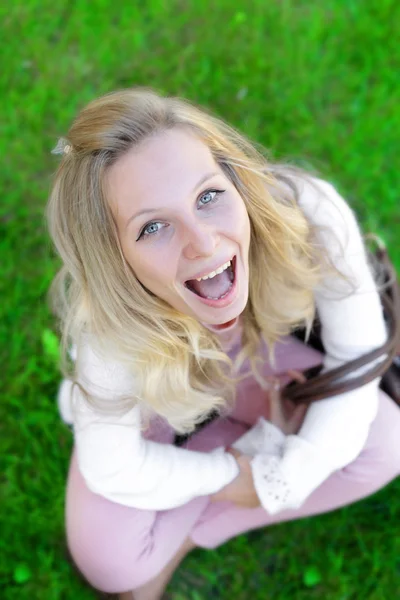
top-left (184, 256), bottom-right (236, 301)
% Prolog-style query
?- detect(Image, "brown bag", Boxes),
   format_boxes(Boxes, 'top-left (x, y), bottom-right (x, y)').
top-left (284, 234), bottom-right (400, 406)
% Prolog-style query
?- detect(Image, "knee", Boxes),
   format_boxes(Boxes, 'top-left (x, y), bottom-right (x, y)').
top-left (66, 452), bottom-right (164, 593)
top-left (372, 395), bottom-right (400, 478)
top-left (68, 533), bottom-right (164, 594)
top-left (344, 395), bottom-right (400, 485)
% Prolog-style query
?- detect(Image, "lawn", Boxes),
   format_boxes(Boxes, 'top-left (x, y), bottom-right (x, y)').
top-left (1, 1), bottom-right (399, 598)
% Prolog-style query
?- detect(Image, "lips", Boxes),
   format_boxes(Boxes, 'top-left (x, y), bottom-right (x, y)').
top-left (184, 256), bottom-right (234, 285)
top-left (184, 256), bottom-right (236, 299)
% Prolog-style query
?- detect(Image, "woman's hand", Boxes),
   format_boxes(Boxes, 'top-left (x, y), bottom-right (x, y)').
top-left (268, 369), bottom-right (308, 435)
top-left (209, 369), bottom-right (308, 508)
top-left (209, 447), bottom-right (260, 507)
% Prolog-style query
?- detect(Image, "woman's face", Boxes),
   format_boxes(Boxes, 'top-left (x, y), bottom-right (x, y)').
top-left (107, 127), bottom-right (251, 326)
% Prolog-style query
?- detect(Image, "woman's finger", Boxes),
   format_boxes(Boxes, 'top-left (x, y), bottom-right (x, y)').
top-left (288, 403), bottom-right (308, 431)
top-left (268, 378), bottom-right (287, 431)
top-left (267, 376), bottom-right (281, 392)
top-left (226, 447), bottom-right (242, 460)
top-left (268, 379), bottom-right (282, 413)
top-left (286, 369), bottom-right (307, 384)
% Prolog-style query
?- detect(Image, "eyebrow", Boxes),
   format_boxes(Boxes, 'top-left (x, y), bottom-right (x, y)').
top-left (125, 170), bottom-right (221, 230)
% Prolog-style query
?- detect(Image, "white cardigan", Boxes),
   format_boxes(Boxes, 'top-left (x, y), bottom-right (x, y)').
top-left (57, 176), bottom-right (388, 513)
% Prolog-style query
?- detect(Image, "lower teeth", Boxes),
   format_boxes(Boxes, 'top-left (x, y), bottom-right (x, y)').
top-left (206, 281), bottom-right (233, 300)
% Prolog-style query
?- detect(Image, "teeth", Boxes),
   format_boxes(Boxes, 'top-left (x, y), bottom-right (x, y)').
top-left (196, 260), bottom-right (231, 281)
top-left (207, 281), bottom-right (233, 300)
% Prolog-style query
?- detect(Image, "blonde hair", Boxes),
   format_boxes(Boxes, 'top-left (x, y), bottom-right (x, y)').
top-left (46, 87), bottom-right (355, 433)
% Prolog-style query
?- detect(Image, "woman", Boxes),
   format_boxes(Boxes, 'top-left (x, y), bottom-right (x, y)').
top-left (48, 87), bottom-right (400, 599)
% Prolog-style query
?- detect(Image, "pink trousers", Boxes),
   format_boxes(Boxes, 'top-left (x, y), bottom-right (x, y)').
top-left (65, 335), bottom-right (400, 593)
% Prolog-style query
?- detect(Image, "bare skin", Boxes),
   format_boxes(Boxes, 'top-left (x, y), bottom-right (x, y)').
top-left (118, 370), bottom-right (307, 599)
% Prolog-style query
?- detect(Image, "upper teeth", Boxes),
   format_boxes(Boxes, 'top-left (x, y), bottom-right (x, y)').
top-left (196, 260), bottom-right (232, 281)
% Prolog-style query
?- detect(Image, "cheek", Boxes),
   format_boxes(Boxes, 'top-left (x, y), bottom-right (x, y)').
top-left (234, 202), bottom-right (250, 240)
top-left (140, 262), bottom-right (169, 284)
top-left (123, 233), bottom-right (180, 290)
top-left (131, 251), bottom-right (175, 288)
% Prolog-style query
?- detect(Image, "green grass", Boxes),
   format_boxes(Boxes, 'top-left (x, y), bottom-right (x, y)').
top-left (1, 1), bottom-right (399, 598)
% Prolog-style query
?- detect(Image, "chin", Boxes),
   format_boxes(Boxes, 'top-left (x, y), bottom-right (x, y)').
top-left (202, 295), bottom-right (248, 325)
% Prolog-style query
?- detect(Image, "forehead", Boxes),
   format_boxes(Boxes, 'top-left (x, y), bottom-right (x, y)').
top-left (107, 128), bottom-right (219, 224)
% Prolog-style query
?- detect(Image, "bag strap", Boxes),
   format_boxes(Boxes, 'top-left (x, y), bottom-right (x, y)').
top-left (283, 235), bottom-right (400, 404)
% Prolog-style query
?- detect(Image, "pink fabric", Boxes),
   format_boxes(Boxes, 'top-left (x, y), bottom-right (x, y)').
top-left (65, 335), bottom-right (400, 593)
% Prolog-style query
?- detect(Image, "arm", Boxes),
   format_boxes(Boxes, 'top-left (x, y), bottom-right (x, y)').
top-left (227, 177), bottom-right (388, 513)
top-left (60, 338), bottom-right (239, 511)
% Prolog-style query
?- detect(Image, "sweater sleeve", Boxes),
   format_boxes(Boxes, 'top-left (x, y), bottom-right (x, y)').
top-left (245, 177), bottom-right (388, 514)
top-left (59, 340), bottom-right (239, 510)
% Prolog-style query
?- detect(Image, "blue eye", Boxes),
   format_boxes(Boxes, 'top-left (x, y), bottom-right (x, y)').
top-left (199, 189), bottom-right (220, 206)
top-left (144, 223), bottom-right (161, 235)
top-left (136, 188), bottom-right (225, 241)
top-left (137, 221), bottom-right (166, 240)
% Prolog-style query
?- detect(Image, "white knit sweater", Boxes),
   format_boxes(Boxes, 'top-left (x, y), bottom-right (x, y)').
top-left (57, 176), bottom-right (388, 513)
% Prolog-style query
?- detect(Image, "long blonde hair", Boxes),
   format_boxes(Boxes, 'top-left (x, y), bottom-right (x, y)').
top-left (46, 87), bottom-right (355, 433)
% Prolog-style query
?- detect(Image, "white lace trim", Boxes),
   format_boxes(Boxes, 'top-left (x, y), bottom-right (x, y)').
top-left (231, 417), bottom-right (286, 457)
top-left (231, 419), bottom-right (302, 514)
top-left (251, 454), bottom-right (302, 514)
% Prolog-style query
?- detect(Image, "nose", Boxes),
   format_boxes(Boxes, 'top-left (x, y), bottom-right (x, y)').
top-left (182, 221), bottom-right (221, 260)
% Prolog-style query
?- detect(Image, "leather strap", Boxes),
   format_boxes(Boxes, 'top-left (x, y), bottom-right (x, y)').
top-left (283, 237), bottom-right (400, 405)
